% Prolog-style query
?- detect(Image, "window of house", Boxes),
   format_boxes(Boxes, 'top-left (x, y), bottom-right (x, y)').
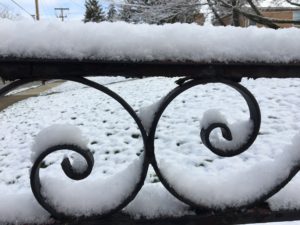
top-left (293, 11), bottom-right (300, 27)
top-left (249, 19), bottom-right (256, 26)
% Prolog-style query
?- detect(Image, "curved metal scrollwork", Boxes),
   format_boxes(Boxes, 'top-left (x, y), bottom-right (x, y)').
top-left (148, 79), bottom-right (299, 211)
top-left (30, 144), bottom-right (95, 219)
top-left (200, 81), bottom-right (261, 157)
top-left (0, 77), bottom-right (149, 220)
top-left (1, 77), bottom-right (300, 221)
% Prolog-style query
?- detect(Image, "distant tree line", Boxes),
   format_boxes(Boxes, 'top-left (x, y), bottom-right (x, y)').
top-left (2, 0), bottom-right (297, 28)
top-left (83, 0), bottom-right (125, 23)
top-left (0, 6), bottom-right (19, 20)
top-left (83, 0), bottom-right (203, 24)
top-left (84, 0), bottom-right (300, 28)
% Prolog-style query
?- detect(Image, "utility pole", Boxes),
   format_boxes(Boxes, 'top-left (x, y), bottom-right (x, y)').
top-left (35, 0), bottom-right (40, 20)
top-left (55, 8), bottom-right (69, 22)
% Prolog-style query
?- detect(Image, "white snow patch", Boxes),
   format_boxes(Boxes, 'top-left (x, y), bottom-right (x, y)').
top-left (200, 109), bottom-right (228, 129)
top-left (268, 134), bottom-right (300, 211)
top-left (0, 186), bottom-right (49, 224)
top-left (268, 177), bottom-right (300, 211)
top-left (70, 153), bottom-right (88, 174)
top-left (139, 99), bottom-right (163, 132)
top-left (31, 124), bottom-right (89, 163)
top-left (201, 109), bottom-right (253, 151)
top-left (158, 132), bottom-right (300, 209)
top-left (40, 155), bottom-right (144, 216)
top-left (1, 21), bottom-right (300, 63)
top-left (209, 120), bottom-right (253, 151)
top-left (124, 182), bottom-right (192, 219)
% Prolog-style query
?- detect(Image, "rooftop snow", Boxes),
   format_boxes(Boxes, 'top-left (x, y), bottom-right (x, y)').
top-left (0, 20), bottom-right (300, 63)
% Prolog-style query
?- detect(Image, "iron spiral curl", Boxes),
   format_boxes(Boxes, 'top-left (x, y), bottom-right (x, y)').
top-left (30, 144), bottom-right (95, 219)
top-left (148, 79), bottom-right (264, 210)
top-left (199, 81), bottom-right (261, 157)
top-left (0, 77), bottom-right (149, 220)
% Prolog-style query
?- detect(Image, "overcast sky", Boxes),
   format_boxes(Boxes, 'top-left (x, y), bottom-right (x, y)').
top-left (0, 0), bottom-right (122, 21)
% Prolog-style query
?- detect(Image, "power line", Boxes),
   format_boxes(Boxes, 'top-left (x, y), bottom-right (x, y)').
top-left (9, 0), bottom-right (34, 19)
top-left (55, 8), bottom-right (69, 21)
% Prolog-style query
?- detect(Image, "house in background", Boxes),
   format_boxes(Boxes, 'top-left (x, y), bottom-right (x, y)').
top-left (249, 7), bottom-right (300, 28)
top-left (219, 7), bottom-right (300, 28)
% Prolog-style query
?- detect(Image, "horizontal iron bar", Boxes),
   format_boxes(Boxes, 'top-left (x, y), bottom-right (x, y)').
top-left (47, 208), bottom-right (300, 225)
top-left (1, 58), bottom-right (300, 81)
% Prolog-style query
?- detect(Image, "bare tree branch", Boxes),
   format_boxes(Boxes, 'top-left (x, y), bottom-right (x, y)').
top-left (218, 0), bottom-right (233, 8)
top-left (207, 0), bottom-right (227, 25)
top-left (245, 0), bottom-right (280, 29)
top-left (246, 0), bottom-right (262, 15)
top-left (120, 0), bottom-right (206, 24)
top-left (286, 0), bottom-right (300, 7)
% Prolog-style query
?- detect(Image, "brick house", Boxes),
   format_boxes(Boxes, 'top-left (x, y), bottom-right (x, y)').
top-left (220, 7), bottom-right (300, 28)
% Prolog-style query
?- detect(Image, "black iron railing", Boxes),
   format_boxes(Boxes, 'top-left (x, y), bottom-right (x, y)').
top-left (1, 58), bottom-right (300, 225)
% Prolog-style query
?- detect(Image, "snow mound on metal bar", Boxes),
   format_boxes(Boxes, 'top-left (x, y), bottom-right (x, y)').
top-left (0, 20), bottom-right (300, 63)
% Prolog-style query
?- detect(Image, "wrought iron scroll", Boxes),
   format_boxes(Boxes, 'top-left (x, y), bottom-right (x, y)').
top-left (1, 77), bottom-right (300, 221)
top-left (0, 77), bottom-right (149, 220)
top-left (30, 144), bottom-right (95, 219)
top-left (148, 79), bottom-right (300, 211)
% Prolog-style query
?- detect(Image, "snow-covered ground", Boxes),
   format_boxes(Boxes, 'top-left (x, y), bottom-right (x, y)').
top-left (1, 76), bottom-right (300, 224)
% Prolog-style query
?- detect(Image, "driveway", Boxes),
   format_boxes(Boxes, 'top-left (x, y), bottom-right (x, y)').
top-left (0, 81), bottom-right (63, 111)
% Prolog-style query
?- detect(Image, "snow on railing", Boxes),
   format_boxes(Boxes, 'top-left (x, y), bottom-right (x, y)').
top-left (0, 21), bottom-right (300, 63)
top-left (1, 21), bottom-right (300, 225)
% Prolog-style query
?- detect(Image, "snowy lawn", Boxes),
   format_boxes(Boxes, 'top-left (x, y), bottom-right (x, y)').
top-left (0, 76), bottom-right (300, 224)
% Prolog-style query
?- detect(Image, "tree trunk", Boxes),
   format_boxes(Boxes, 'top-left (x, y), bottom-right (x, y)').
top-left (232, 0), bottom-right (240, 26)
